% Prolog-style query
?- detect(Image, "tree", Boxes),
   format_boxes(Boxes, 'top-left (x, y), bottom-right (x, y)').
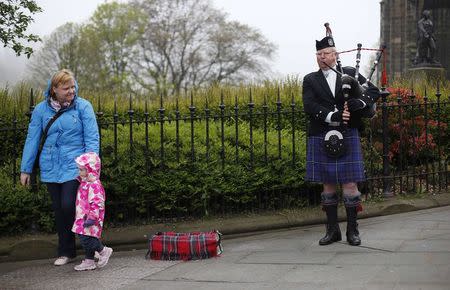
top-left (27, 0), bottom-right (276, 96)
top-left (26, 3), bottom-right (143, 94)
top-left (26, 23), bottom-right (81, 89)
top-left (75, 2), bottom-right (144, 94)
top-left (195, 20), bottom-right (276, 86)
top-left (130, 0), bottom-right (276, 95)
top-left (0, 0), bottom-right (42, 58)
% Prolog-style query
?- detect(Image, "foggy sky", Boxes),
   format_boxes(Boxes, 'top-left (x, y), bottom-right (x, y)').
top-left (0, 0), bottom-right (380, 86)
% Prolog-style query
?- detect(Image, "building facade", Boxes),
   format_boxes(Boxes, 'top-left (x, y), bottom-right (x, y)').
top-left (380, 0), bottom-right (450, 80)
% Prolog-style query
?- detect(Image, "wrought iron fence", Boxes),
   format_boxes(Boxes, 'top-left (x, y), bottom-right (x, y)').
top-left (0, 85), bottom-right (449, 223)
top-left (364, 86), bottom-right (449, 197)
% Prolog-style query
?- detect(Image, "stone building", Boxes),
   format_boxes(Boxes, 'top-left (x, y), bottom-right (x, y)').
top-left (380, 0), bottom-right (450, 80)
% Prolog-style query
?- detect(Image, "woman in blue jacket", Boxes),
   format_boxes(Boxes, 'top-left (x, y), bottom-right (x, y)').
top-left (20, 69), bottom-right (99, 266)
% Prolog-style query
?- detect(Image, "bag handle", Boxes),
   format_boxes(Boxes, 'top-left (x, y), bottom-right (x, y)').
top-left (32, 109), bottom-right (66, 171)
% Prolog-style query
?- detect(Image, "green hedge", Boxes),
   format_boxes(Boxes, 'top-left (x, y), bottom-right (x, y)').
top-left (0, 167), bottom-right (54, 235)
top-left (0, 118), bottom-right (316, 234)
top-left (99, 120), bottom-right (310, 224)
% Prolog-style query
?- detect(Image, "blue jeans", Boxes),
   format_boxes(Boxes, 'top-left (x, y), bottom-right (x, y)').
top-left (78, 234), bottom-right (104, 259)
top-left (47, 180), bottom-right (79, 258)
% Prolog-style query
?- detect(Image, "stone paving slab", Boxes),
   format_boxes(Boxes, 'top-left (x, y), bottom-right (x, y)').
top-left (370, 265), bottom-right (450, 283)
top-left (329, 252), bottom-right (450, 265)
top-left (237, 250), bottom-right (335, 264)
top-left (146, 262), bottom-right (296, 283)
top-left (280, 264), bottom-right (385, 284)
top-left (398, 239), bottom-right (450, 252)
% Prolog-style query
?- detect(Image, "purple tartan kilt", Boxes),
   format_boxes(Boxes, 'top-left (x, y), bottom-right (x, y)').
top-left (305, 128), bottom-right (366, 184)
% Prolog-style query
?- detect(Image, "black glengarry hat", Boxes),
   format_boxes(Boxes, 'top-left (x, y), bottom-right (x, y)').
top-left (316, 23), bottom-right (335, 51)
top-left (316, 36), bottom-right (335, 51)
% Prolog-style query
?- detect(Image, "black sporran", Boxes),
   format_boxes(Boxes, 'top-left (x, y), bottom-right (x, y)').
top-left (323, 129), bottom-right (347, 158)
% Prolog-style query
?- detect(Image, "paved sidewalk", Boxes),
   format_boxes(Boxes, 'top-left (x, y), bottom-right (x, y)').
top-left (1, 192), bottom-right (450, 263)
top-left (1, 205), bottom-right (450, 289)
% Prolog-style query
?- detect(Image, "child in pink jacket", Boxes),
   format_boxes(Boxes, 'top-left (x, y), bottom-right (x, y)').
top-left (71, 152), bottom-right (113, 271)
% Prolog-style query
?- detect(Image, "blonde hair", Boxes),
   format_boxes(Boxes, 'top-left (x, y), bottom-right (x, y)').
top-left (50, 69), bottom-right (75, 98)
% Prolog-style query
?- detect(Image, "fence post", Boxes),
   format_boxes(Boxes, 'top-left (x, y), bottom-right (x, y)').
top-left (12, 106), bottom-right (18, 186)
top-left (423, 88), bottom-right (429, 192)
top-left (128, 94), bottom-right (134, 164)
top-left (396, 89), bottom-right (404, 194)
top-left (276, 87), bottom-right (282, 160)
top-left (263, 94), bottom-right (268, 165)
top-left (446, 92), bottom-right (449, 190)
top-left (435, 83), bottom-right (442, 192)
top-left (113, 96), bottom-right (118, 161)
top-left (96, 96), bottom-right (103, 158)
top-left (175, 98), bottom-right (180, 163)
top-left (409, 89), bottom-right (417, 193)
top-left (189, 91), bottom-right (196, 162)
top-left (144, 100), bottom-right (150, 172)
top-left (205, 97), bottom-right (210, 162)
top-left (219, 92), bottom-right (225, 169)
top-left (291, 93), bottom-right (296, 167)
top-left (159, 94), bottom-right (165, 167)
top-left (381, 86), bottom-right (393, 197)
top-left (248, 88), bottom-right (254, 169)
top-left (234, 95), bottom-right (239, 163)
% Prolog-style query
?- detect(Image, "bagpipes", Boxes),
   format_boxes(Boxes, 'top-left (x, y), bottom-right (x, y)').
top-left (322, 23), bottom-right (388, 158)
top-left (324, 22), bottom-right (388, 119)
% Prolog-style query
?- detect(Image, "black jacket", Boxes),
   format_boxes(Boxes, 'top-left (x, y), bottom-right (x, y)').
top-left (302, 66), bottom-right (379, 136)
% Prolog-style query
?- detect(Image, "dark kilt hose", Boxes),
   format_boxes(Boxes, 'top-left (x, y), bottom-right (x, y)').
top-left (305, 127), bottom-right (365, 184)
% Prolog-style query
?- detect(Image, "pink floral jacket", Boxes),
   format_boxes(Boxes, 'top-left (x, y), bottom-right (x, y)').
top-left (71, 152), bottom-right (106, 238)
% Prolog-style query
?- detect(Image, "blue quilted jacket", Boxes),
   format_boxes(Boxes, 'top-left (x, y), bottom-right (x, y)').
top-left (20, 82), bottom-right (99, 183)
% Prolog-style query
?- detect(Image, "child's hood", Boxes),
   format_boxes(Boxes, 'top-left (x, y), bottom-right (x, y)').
top-left (75, 152), bottom-right (101, 180)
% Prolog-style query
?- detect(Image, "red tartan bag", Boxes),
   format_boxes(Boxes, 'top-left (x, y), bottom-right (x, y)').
top-left (145, 230), bottom-right (223, 261)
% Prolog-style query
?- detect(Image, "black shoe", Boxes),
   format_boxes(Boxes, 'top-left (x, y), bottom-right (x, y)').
top-left (346, 226), bottom-right (361, 246)
top-left (319, 224), bottom-right (342, 245)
